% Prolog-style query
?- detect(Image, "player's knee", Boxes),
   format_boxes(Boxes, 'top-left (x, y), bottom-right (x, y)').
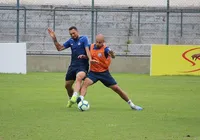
top-left (111, 85), bottom-right (119, 92)
top-left (76, 74), bottom-right (85, 82)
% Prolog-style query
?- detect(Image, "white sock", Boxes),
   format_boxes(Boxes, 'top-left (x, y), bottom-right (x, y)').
top-left (79, 95), bottom-right (84, 101)
top-left (73, 92), bottom-right (78, 96)
top-left (127, 100), bottom-right (135, 108)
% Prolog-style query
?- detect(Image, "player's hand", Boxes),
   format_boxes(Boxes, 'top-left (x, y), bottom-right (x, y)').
top-left (108, 50), bottom-right (115, 58)
top-left (48, 28), bottom-right (56, 39)
top-left (191, 54), bottom-right (200, 61)
top-left (90, 59), bottom-right (99, 64)
top-left (78, 55), bottom-right (88, 59)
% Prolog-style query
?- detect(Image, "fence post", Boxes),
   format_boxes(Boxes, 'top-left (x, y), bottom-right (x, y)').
top-left (21, 6), bottom-right (26, 34)
top-left (24, 8), bottom-right (26, 34)
top-left (180, 10), bottom-right (183, 37)
top-left (138, 11), bottom-right (140, 36)
top-left (128, 7), bottom-right (133, 39)
top-left (53, 7), bottom-right (56, 31)
top-left (127, 7), bottom-right (133, 53)
top-left (91, 0), bottom-right (95, 43)
top-left (166, 0), bottom-right (169, 45)
top-left (95, 9), bottom-right (98, 36)
top-left (16, 0), bottom-right (20, 43)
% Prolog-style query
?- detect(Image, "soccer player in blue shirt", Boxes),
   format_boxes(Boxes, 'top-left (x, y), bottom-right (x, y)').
top-left (48, 26), bottom-right (92, 108)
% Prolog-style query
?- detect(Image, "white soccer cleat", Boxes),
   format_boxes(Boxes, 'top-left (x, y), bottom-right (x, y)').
top-left (131, 105), bottom-right (143, 111)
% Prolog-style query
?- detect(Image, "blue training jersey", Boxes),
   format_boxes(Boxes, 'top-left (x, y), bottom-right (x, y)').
top-left (63, 36), bottom-right (89, 67)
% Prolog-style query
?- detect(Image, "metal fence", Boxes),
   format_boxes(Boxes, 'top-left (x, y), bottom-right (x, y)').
top-left (0, 0), bottom-right (200, 55)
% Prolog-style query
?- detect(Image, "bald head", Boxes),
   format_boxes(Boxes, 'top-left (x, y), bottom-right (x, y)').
top-left (95, 34), bottom-right (105, 48)
top-left (96, 34), bottom-right (104, 41)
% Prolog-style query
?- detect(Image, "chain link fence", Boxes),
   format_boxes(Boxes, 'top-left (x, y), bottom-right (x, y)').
top-left (0, 0), bottom-right (200, 55)
top-left (169, 0), bottom-right (200, 45)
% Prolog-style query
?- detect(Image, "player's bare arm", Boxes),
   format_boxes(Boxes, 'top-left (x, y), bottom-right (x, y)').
top-left (108, 50), bottom-right (115, 58)
top-left (78, 54), bottom-right (88, 59)
top-left (192, 53), bottom-right (200, 60)
top-left (85, 47), bottom-right (92, 61)
top-left (85, 47), bottom-right (99, 63)
top-left (48, 28), bottom-right (65, 51)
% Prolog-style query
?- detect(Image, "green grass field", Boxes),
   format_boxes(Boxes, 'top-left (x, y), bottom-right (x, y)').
top-left (0, 73), bottom-right (200, 140)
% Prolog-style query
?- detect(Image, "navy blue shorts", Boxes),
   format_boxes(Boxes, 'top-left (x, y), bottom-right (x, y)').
top-left (65, 65), bottom-right (89, 81)
top-left (87, 70), bottom-right (117, 87)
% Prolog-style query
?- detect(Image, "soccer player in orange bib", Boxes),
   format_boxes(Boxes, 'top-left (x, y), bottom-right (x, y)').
top-left (76, 34), bottom-right (143, 110)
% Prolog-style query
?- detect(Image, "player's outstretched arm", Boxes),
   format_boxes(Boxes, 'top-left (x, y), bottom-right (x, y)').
top-left (85, 47), bottom-right (92, 61)
top-left (192, 53), bottom-right (200, 60)
top-left (85, 45), bottom-right (99, 64)
top-left (108, 50), bottom-right (115, 58)
top-left (48, 28), bottom-right (65, 51)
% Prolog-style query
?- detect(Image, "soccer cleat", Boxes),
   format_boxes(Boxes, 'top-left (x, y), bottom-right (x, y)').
top-left (76, 96), bottom-right (82, 104)
top-left (131, 105), bottom-right (143, 111)
top-left (66, 100), bottom-right (74, 108)
top-left (70, 95), bottom-right (78, 103)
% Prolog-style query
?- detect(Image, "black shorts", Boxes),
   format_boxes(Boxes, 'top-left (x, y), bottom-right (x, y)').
top-left (87, 70), bottom-right (117, 87)
top-left (65, 65), bottom-right (89, 81)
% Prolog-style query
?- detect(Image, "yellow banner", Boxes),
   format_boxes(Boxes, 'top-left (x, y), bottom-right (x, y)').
top-left (151, 45), bottom-right (200, 76)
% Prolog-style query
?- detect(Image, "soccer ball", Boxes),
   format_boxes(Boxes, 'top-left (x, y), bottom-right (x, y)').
top-left (78, 100), bottom-right (90, 111)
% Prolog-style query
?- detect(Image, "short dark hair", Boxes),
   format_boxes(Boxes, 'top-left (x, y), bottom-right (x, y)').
top-left (69, 26), bottom-right (78, 31)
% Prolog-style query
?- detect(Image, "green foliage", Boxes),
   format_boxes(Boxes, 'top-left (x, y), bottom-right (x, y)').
top-left (126, 40), bottom-right (132, 44)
